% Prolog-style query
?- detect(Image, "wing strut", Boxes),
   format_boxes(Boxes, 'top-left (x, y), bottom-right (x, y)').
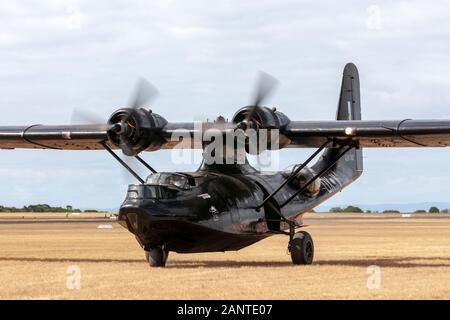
top-left (255, 139), bottom-right (331, 211)
top-left (135, 155), bottom-right (157, 174)
top-left (101, 142), bottom-right (145, 184)
top-left (279, 144), bottom-right (354, 209)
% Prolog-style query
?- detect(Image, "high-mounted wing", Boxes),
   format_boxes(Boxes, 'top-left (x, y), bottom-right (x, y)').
top-left (0, 124), bottom-right (111, 150)
top-left (1, 63), bottom-right (450, 154)
top-left (0, 121), bottom-right (234, 152)
top-left (283, 119), bottom-right (450, 148)
top-left (2, 118), bottom-right (450, 152)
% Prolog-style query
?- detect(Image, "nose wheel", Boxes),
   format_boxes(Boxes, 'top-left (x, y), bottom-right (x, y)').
top-left (289, 230), bottom-right (314, 265)
top-left (145, 246), bottom-right (169, 267)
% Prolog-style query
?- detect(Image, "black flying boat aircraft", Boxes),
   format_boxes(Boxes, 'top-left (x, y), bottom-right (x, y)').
top-left (1, 63), bottom-right (449, 267)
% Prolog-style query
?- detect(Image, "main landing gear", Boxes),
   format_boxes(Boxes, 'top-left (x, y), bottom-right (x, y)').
top-left (287, 219), bottom-right (314, 265)
top-left (289, 230), bottom-right (314, 265)
top-left (145, 246), bottom-right (169, 267)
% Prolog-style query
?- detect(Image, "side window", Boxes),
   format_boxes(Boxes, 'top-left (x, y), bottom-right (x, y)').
top-left (162, 187), bottom-right (180, 199)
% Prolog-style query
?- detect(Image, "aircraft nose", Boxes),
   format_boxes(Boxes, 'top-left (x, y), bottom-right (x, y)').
top-left (125, 184), bottom-right (159, 201)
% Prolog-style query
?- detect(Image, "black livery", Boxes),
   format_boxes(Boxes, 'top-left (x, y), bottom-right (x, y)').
top-left (1, 63), bottom-right (449, 267)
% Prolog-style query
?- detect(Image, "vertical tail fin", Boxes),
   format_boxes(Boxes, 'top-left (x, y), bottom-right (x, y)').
top-left (335, 62), bottom-right (363, 174)
top-left (337, 63), bottom-right (362, 121)
top-left (311, 63), bottom-right (363, 204)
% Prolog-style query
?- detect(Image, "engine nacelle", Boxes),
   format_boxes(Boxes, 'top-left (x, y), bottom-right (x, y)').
top-left (107, 108), bottom-right (167, 155)
top-left (232, 106), bottom-right (291, 129)
top-left (232, 106), bottom-right (291, 153)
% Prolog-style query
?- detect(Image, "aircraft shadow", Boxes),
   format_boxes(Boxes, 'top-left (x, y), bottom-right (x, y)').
top-left (167, 256), bottom-right (450, 269)
top-left (314, 257), bottom-right (450, 268)
top-left (0, 257), bottom-right (143, 264)
top-left (0, 256), bottom-right (449, 268)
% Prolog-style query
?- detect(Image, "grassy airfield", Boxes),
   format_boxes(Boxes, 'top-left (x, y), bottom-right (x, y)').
top-left (0, 212), bottom-right (449, 299)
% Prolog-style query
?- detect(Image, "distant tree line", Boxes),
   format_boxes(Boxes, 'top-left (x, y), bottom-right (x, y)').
top-left (329, 205), bottom-right (449, 213)
top-left (0, 204), bottom-right (83, 213)
top-left (330, 206), bottom-right (364, 213)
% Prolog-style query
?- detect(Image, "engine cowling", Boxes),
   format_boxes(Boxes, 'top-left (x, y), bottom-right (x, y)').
top-left (107, 108), bottom-right (167, 155)
top-left (232, 106), bottom-right (291, 153)
top-left (232, 106), bottom-right (290, 129)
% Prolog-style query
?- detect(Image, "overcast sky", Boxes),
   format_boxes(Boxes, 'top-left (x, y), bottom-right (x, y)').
top-left (1, 0), bottom-right (449, 209)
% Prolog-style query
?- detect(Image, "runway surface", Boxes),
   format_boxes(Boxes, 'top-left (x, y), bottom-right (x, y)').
top-left (0, 212), bottom-right (449, 299)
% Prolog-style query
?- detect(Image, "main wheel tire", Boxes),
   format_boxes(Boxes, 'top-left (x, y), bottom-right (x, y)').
top-left (290, 231), bottom-right (314, 265)
top-left (145, 247), bottom-right (169, 267)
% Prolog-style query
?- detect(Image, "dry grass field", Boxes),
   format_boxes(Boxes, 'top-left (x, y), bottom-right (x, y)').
top-left (0, 212), bottom-right (449, 299)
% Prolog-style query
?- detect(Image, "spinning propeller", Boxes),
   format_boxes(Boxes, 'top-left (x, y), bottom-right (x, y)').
top-left (110, 78), bottom-right (159, 156)
top-left (236, 71), bottom-right (279, 131)
top-left (71, 78), bottom-right (159, 156)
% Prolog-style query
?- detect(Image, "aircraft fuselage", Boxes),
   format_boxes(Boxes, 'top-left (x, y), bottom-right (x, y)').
top-left (118, 161), bottom-right (353, 253)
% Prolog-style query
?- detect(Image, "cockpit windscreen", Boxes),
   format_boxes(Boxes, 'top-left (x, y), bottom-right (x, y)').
top-left (146, 173), bottom-right (189, 189)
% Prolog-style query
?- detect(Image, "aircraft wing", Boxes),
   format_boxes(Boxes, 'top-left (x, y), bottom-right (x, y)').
top-left (0, 124), bottom-right (112, 150)
top-left (283, 119), bottom-right (450, 148)
top-left (1, 119), bottom-right (450, 151)
top-left (0, 122), bottom-right (228, 151)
